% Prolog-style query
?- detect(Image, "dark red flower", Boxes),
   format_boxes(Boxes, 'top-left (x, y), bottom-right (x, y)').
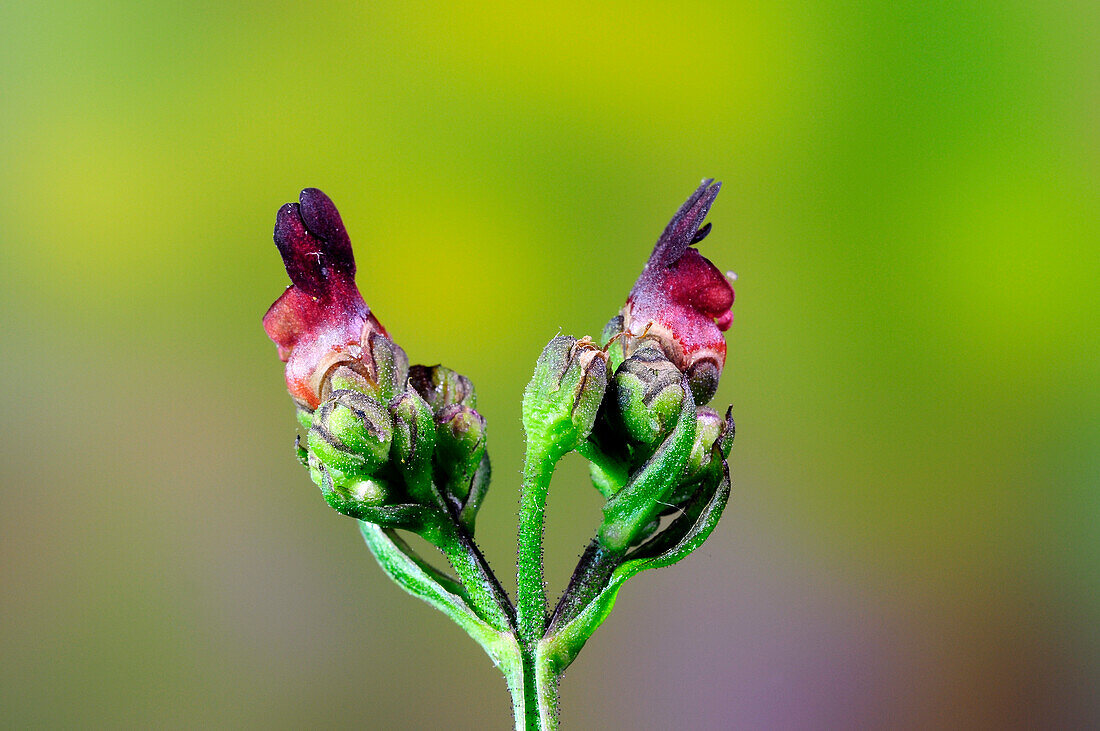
top-left (263, 189), bottom-right (387, 410)
top-left (621, 179), bottom-right (734, 402)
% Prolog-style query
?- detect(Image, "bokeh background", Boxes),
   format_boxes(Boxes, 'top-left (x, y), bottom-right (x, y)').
top-left (1, 1), bottom-right (1097, 728)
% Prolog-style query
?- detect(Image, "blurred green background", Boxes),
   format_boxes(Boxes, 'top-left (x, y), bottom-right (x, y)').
top-left (1, 0), bottom-right (1097, 727)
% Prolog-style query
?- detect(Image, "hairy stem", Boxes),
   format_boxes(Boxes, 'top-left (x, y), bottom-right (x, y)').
top-left (511, 646), bottom-right (559, 731)
top-left (517, 450), bottom-right (555, 646)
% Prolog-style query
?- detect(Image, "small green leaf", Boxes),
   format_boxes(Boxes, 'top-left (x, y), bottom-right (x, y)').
top-left (542, 462), bottom-right (730, 672)
top-left (598, 382), bottom-right (697, 552)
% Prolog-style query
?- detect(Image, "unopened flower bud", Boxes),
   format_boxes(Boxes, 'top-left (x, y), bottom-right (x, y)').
top-left (613, 341), bottom-right (686, 445)
top-left (664, 406), bottom-right (735, 507)
top-left (459, 452), bottom-right (492, 531)
top-left (682, 406), bottom-right (725, 482)
top-left (311, 461), bottom-right (393, 509)
top-left (307, 390), bottom-right (394, 482)
top-left (523, 336), bottom-right (609, 459)
top-left (434, 404), bottom-right (487, 503)
top-left (366, 332), bottom-right (409, 404)
top-left (408, 364), bottom-right (477, 413)
top-left (388, 388), bottom-right (437, 501)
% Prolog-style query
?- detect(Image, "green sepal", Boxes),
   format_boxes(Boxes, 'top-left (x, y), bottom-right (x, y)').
top-left (681, 406), bottom-right (727, 482)
top-left (459, 452), bottom-right (492, 532)
top-left (326, 365), bottom-right (374, 397)
top-left (598, 381), bottom-right (697, 552)
top-left (718, 405), bottom-right (735, 459)
top-left (601, 315), bottom-right (626, 373)
top-left (540, 461), bottom-right (730, 673)
top-left (366, 332), bottom-right (410, 404)
top-left (295, 406), bottom-right (313, 432)
top-left (626, 459), bottom-right (727, 562)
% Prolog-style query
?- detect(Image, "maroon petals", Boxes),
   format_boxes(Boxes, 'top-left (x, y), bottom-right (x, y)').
top-left (622, 180), bottom-right (735, 381)
top-left (298, 188), bottom-right (354, 273)
top-left (653, 179), bottom-right (721, 265)
top-left (263, 189), bottom-right (385, 409)
top-left (274, 189), bottom-right (355, 298)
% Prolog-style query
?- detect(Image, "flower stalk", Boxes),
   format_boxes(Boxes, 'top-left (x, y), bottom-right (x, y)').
top-left (263, 181), bottom-right (737, 729)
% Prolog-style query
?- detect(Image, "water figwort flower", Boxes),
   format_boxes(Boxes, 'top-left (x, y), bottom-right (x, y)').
top-left (263, 180), bottom-right (738, 730)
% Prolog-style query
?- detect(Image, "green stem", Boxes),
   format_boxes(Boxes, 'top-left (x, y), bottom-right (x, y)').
top-left (439, 523), bottom-right (514, 632)
top-left (517, 450), bottom-right (555, 646)
top-left (402, 454), bottom-right (515, 633)
top-left (509, 646), bottom-right (560, 731)
top-left (502, 652), bottom-right (529, 731)
top-left (535, 649), bottom-right (560, 731)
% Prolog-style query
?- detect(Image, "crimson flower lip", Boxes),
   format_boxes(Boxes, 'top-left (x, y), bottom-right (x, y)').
top-left (621, 179), bottom-right (735, 393)
top-left (263, 188), bottom-right (386, 410)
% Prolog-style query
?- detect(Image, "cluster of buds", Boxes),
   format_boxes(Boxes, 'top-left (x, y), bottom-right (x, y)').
top-left (264, 181), bottom-right (737, 727)
top-left (264, 190), bottom-right (490, 542)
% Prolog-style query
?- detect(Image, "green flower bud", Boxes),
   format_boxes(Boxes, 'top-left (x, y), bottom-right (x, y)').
top-left (663, 405), bottom-right (735, 508)
top-left (388, 388), bottom-right (437, 503)
top-left (612, 341), bottom-right (686, 445)
top-left (311, 458), bottom-right (392, 508)
top-left (408, 364), bottom-right (477, 413)
top-left (598, 377), bottom-right (697, 552)
top-left (307, 390), bottom-right (394, 481)
top-left (682, 406), bottom-right (725, 482)
top-left (434, 404), bottom-right (487, 504)
top-left (523, 336), bottom-right (609, 459)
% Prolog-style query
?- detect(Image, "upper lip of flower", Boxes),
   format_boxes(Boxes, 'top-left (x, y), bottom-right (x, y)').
top-left (622, 179), bottom-right (735, 372)
top-left (263, 188), bottom-right (387, 410)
